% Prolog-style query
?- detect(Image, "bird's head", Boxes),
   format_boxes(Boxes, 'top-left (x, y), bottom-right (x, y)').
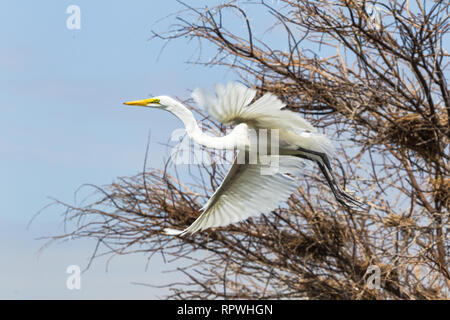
top-left (123, 95), bottom-right (178, 110)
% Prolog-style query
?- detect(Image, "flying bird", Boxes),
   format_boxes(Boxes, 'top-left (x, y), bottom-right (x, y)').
top-left (124, 83), bottom-right (364, 235)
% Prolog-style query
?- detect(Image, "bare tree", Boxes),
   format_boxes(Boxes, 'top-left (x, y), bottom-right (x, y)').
top-left (47, 0), bottom-right (449, 299)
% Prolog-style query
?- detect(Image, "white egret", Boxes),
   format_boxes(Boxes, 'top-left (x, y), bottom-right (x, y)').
top-left (124, 82), bottom-right (364, 235)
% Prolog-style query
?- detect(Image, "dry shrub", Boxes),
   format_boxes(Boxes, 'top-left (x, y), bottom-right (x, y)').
top-left (432, 177), bottom-right (450, 211)
top-left (384, 114), bottom-right (441, 161)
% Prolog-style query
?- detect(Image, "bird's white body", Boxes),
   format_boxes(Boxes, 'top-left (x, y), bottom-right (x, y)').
top-left (161, 96), bottom-right (248, 150)
top-left (156, 84), bottom-right (334, 158)
top-left (125, 82), bottom-right (363, 236)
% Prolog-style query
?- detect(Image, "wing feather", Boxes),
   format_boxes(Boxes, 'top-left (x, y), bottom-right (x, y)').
top-left (192, 82), bottom-right (316, 132)
top-left (164, 153), bottom-right (307, 236)
top-left (192, 82), bottom-right (256, 123)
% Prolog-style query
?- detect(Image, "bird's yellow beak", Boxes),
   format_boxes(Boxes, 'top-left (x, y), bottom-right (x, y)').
top-left (123, 98), bottom-right (160, 106)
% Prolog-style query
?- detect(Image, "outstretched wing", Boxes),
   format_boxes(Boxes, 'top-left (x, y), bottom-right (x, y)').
top-left (192, 82), bottom-right (316, 132)
top-left (164, 153), bottom-right (307, 236)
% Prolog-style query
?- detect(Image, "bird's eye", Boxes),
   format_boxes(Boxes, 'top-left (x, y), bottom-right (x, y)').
top-left (147, 98), bottom-right (160, 105)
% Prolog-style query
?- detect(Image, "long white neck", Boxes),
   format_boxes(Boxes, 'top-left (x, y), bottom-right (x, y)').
top-left (166, 99), bottom-right (248, 150)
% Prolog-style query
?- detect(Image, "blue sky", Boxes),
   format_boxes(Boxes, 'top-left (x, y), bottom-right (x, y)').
top-left (0, 0), bottom-right (249, 299)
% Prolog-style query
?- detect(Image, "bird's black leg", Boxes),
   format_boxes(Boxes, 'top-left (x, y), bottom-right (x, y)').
top-left (320, 159), bottom-right (364, 208)
top-left (295, 147), bottom-right (364, 208)
top-left (317, 161), bottom-right (351, 207)
top-left (293, 154), bottom-right (348, 206)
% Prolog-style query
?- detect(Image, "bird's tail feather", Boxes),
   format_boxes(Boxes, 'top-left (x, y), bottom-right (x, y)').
top-left (310, 133), bottom-right (335, 159)
top-left (163, 228), bottom-right (185, 236)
